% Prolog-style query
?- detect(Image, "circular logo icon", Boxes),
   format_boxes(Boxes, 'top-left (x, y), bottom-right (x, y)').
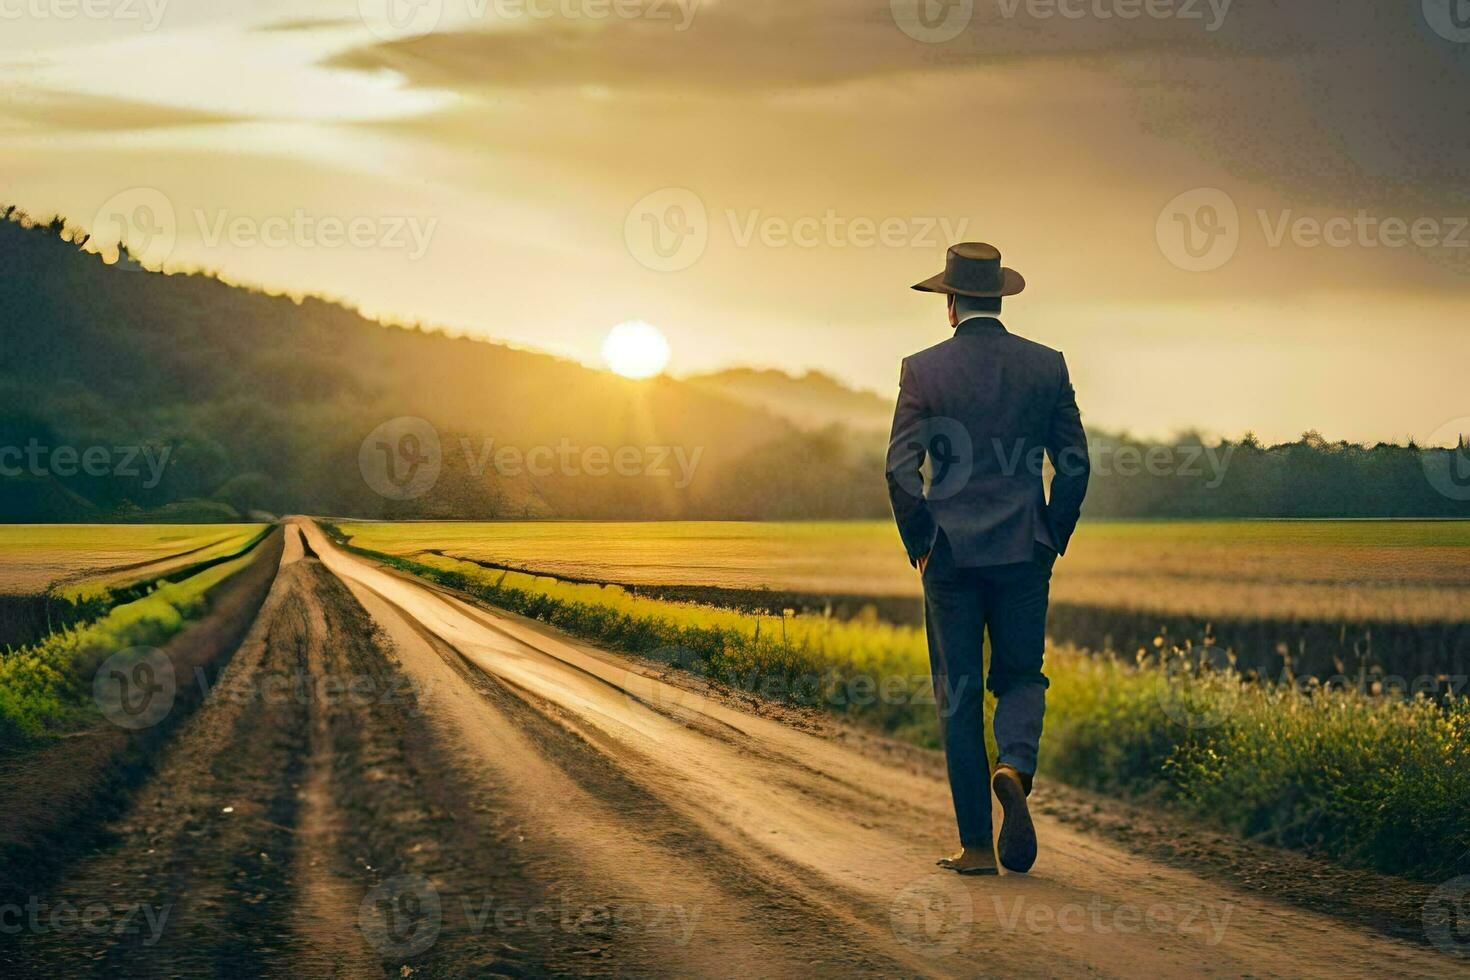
top-left (359, 417), bottom-right (442, 500)
top-left (1424, 875), bottom-right (1470, 958)
top-left (890, 0), bottom-right (973, 43)
top-left (1423, 0), bottom-right (1470, 43)
top-left (1421, 416), bottom-right (1470, 501)
top-left (94, 646), bottom-right (176, 730)
top-left (1156, 188), bottom-right (1239, 272)
top-left (1156, 645), bottom-right (1238, 729)
top-left (888, 416), bottom-right (973, 501)
top-left (358, 0), bottom-right (444, 42)
top-left (92, 187), bottom-right (177, 272)
top-left (359, 874), bottom-right (442, 957)
top-left (624, 188), bottom-right (708, 272)
top-left (889, 877), bottom-right (974, 956)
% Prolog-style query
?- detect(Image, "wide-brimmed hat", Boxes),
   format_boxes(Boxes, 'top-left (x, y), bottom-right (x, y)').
top-left (911, 242), bottom-right (1025, 298)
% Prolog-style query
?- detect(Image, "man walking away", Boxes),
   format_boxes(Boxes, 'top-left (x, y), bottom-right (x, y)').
top-left (886, 242), bottom-right (1090, 875)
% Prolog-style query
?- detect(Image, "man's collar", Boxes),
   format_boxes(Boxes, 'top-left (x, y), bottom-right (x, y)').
top-left (955, 316), bottom-right (1006, 335)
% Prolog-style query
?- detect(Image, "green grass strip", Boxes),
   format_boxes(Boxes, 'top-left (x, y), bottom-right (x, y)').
top-left (322, 521), bottom-right (1469, 880)
top-left (0, 543), bottom-right (265, 746)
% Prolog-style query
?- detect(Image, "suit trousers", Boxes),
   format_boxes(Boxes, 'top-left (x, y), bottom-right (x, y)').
top-left (922, 530), bottom-right (1052, 848)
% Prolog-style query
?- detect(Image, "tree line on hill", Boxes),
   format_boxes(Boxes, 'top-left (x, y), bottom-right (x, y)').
top-left (2, 208), bottom-right (1466, 523)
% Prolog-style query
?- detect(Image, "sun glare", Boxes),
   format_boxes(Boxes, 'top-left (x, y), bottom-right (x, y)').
top-left (602, 320), bottom-right (671, 379)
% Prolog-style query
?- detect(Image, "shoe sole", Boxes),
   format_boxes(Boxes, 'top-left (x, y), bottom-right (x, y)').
top-left (993, 769), bottom-right (1037, 873)
top-left (936, 858), bottom-right (999, 875)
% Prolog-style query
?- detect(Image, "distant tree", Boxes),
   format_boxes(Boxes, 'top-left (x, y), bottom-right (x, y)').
top-left (2, 204), bottom-right (1467, 523)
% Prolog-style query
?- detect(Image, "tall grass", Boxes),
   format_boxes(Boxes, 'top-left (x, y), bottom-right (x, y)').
top-left (0, 552), bottom-right (257, 746)
top-left (2, 527), bottom-right (271, 649)
top-left (1042, 653), bottom-right (1470, 877)
top-left (325, 523), bottom-right (1470, 880)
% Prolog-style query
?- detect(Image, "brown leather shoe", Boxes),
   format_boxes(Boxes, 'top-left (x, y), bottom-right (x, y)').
top-left (992, 765), bottom-right (1037, 873)
top-left (936, 849), bottom-right (999, 875)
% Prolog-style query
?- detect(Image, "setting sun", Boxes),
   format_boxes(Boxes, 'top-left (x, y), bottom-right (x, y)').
top-left (602, 320), bottom-right (671, 379)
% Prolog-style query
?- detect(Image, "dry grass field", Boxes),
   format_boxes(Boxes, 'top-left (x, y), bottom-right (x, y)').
top-left (0, 525), bottom-right (265, 598)
top-left (338, 519), bottom-right (1470, 624)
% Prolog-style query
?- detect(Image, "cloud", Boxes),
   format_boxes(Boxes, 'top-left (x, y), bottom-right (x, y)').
top-left (330, 0), bottom-right (1205, 92)
top-left (254, 17), bottom-right (366, 33)
top-left (0, 88), bottom-right (243, 133)
top-left (4, 0), bottom-right (1464, 440)
top-left (329, 0), bottom-right (1470, 212)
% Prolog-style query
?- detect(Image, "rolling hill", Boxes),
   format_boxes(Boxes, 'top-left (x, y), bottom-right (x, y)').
top-left (2, 207), bottom-right (1464, 523)
top-left (0, 209), bottom-right (888, 521)
top-left (685, 368), bottom-right (893, 435)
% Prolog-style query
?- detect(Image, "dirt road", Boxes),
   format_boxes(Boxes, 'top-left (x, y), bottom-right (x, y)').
top-left (4, 519), bottom-right (1462, 978)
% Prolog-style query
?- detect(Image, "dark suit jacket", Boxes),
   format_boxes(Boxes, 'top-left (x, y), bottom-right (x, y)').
top-left (886, 317), bottom-right (1089, 568)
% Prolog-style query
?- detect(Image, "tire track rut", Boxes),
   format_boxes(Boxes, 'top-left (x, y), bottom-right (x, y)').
top-left (7, 521), bottom-right (1465, 979)
top-left (7, 547), bottom-right (637, 978)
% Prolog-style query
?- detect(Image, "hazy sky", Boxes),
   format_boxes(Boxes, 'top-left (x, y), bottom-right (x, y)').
top-left (2, 0), bottom-right (1466, 443)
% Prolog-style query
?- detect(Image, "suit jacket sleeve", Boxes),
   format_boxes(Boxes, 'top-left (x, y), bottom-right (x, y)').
top-left (1045, 352), bottom-right (1090, 555)
top-left (886, 357), bottom-right (938, 566)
